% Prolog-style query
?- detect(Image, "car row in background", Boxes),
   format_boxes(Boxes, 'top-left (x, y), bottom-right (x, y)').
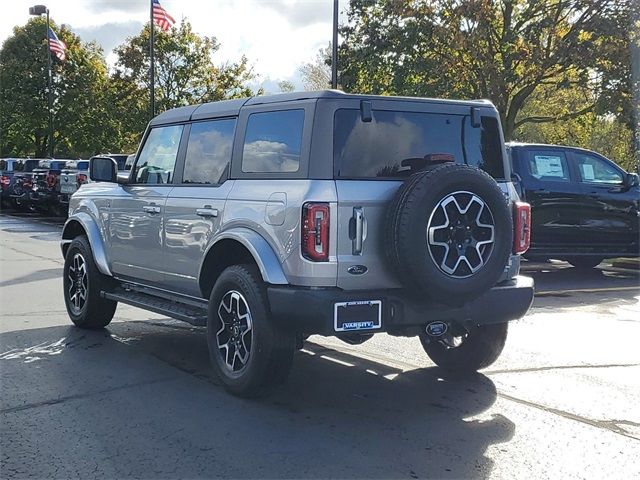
top-left (508, 142), bottom-right (639, 269)
top-left (0, 154), bottom-right (133, 217)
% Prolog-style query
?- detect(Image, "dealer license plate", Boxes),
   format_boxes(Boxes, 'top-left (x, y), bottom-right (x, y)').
top-left (334, 300), bottom-right (382, 332)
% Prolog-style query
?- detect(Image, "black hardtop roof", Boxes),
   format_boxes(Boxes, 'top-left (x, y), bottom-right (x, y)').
top-left (149, 90), bottom-right (494, 126)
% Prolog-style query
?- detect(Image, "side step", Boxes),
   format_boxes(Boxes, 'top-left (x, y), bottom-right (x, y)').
top-left (102, 288), bottom-right (208, 326)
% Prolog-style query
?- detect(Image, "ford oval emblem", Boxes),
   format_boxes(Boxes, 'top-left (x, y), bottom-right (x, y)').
top-left (347, 265), bottom-right (368, 275)
top-left (426, 321), bottom-right (448, 337)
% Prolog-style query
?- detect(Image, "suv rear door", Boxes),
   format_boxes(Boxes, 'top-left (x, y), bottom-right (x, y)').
top-left (109, 124), bottom-right (184, 285)
top-left (162, 118), bottom-right (237, 297)
top-left (329, 99), bottom-right (508, 290)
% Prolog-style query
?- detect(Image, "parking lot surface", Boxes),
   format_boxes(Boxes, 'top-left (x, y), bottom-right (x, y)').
top-left (1, 211), bottom-right (639, 479)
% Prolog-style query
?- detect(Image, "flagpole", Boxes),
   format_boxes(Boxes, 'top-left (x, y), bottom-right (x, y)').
top-left (149, 0), bottom-right (155, 119)
top-left (45, 8), bottom-right (54, 157)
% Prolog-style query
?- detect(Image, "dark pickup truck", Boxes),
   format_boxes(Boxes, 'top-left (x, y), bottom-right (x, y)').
top-left (507, 142), bottom-right (639, 268)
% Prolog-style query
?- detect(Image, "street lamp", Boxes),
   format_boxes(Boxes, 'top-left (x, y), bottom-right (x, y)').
top-left (28, 4), bottom-right (54, 158)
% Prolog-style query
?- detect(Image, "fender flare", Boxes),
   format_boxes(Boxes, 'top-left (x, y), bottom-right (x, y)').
top-left (61, 211), bottom-right (112, 276)
top-left (200, 228), bottom-right (288, 286)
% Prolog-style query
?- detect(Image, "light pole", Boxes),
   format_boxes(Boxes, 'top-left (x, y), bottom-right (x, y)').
top-left (332, 0), bottom-right (338, 89)
top-left (28, 4), bottom-right (54, 158)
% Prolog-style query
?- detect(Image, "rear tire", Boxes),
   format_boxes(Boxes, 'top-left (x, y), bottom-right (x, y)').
top-left (566, 257), bottom-right (603, 269)
top-left (63, 236), bottom-right (117, 329)
top-left (207, 265), bottom-right (294, 398)
top-left (419, 323), bottom-right (508, 372)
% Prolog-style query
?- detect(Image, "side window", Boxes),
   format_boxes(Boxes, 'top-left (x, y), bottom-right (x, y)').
top-left (525, 151), bottom-right (570, 182)
top-left (134, 125), bottom-right (183, 184)
top-left (242, 110), bottom-right (304, 173)
top-left (183, 118), bottom-right (236, 184)
top-left (574, 152), bottom-right (623, 184)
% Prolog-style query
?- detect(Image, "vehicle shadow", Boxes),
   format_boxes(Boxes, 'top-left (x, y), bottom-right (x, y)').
top-left (1, 322), bottom-right (514, 479)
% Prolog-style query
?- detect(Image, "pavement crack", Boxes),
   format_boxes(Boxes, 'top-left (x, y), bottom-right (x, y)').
top-left (0, 377), bottom-right (175, 415)
top-left (486, 363), bottom-right (640, 375)
top-left (497, 391), bottom-right (640, 441)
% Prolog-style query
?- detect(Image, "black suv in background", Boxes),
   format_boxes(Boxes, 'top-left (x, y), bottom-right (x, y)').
top-left (508, 143), bottom-right (639, 268)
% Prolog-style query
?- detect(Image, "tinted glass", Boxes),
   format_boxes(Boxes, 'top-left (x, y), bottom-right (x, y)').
top-left (574, 152), bottom-right (623, 184)
top-left (242, 110), bottom-right (304, 173)
top-left (333, 110), bottom-right (505, 179)
top-left (183, 118), bottom-right (236, 184)
top-left (525, 150), bottom-right (570, 182)
top-left (135, 125), bottom-right (183, 184)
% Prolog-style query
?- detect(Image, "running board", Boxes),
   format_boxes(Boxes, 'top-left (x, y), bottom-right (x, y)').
top-left (102, 288), bottom-right (208, 326)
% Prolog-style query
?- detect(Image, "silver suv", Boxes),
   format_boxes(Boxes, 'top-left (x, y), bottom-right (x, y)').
top-left (61, 91), bottom-right (534, 397)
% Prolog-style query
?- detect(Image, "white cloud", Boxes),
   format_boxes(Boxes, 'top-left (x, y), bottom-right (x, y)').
top-left (1, 0), bottom-right (343, 89)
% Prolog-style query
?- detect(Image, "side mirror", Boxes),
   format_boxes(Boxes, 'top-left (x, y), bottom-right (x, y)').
top-left (624, 172), bottom-right (639, 188)
top-left (116, 171), bottom-right (130, 184)
top-left (89, 157), bottom-right (117, 182)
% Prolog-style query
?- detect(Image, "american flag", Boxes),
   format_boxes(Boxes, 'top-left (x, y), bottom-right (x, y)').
top-left (153, 0), bottom-right (175, 31)
top-left (48, 28), bottom-right (66, 61)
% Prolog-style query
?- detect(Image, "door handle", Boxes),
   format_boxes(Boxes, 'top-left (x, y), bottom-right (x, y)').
top-left (535, 189), bottom-right (551, 196)
top-left (142, 205), bottom-right (161, 214)
top-left (196, 207), bottom-right (218, 218)
top-left (352, 207), bottom-right (367, 255)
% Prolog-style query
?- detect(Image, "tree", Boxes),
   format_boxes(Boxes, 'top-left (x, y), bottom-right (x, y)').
top-left (0, 18), bottom-right (118, 157)
top-left (515, 81), bottom-right (636, 171)
top-left (338, 0), bottom-right (631, 140)
top-left (299, 45), bottom-right (332, 91)
top-left (113, 21), bottom-right (255, 126)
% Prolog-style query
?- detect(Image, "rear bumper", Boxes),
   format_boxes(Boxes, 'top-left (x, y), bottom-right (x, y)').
top-left (268, 275), bottom-right (534, 336)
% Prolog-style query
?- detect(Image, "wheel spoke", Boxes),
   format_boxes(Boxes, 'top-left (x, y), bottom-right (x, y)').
top-left (215, 290), bottom-right (253, 373)
top-left (427, 191), bottom-right (496, 278)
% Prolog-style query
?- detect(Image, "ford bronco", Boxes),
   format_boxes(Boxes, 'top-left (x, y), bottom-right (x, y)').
top-left (61, 91), bottom-right (534, 397)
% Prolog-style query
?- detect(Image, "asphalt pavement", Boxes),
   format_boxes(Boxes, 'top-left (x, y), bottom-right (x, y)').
top-left (1, 211), bottom-right (639, 479)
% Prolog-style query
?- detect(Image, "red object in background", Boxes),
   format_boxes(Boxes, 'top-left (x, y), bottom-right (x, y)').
top-left (0, 175), bottom-right (10, 190)
top-left (76, 173), bottom-right (88, 188)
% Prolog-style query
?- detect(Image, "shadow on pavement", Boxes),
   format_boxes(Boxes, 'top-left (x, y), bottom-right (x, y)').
top-left (1, 321), bottom-right (514, 479)
top-left (0, 267), bottom-right (61, 288)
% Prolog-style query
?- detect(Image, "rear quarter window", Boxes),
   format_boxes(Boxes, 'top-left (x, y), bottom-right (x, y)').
top-left (242, 110), bottom-right (304, 173)
top-left (333, 109), bottom-right (505, 179)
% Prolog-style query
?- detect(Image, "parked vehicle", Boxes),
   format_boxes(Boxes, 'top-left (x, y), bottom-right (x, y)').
top-left (507, 143), bottom-right (640, 268)
top-left (27, 160), bottom-right (71, 214)
top-left (59, 160), bottom-right (90, 213)
top-left (0, 158), bottom-right (22, 207)
top-left (61, 91), bottom-right (534, 397)
top-left (8, 159), bottom-right (42, 210)
top-left (93, 154), bottom-right (130, 171)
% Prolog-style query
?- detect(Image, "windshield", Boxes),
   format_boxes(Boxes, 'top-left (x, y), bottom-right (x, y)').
top-left (334, 109), bottom-right (505, 179)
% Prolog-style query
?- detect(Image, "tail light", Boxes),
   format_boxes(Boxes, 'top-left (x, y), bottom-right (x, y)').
top-left (77, 173), bottom-right (88, 188)
top-left (513, 202), bottom-right (531, 254)
top-left (46, 172), bottom-right (57, 188)
top-left (302, 202), bottom-right (330, 262)
top-left (0, 175), bottom-right (9, 189)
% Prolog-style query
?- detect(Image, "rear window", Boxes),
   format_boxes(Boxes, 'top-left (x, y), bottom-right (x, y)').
top-left (334, 109), bottom-right (505, 179)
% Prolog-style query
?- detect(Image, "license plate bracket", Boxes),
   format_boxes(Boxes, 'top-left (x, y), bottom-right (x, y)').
top-left (334, 300), bottom-right (382, 332)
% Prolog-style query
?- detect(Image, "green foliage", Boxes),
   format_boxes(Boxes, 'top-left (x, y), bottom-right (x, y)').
top-left (113, 21), bottom-right (254, 129)
top-left (0, 19), bottom-right (121, 157)
top-left (338, 0), bottom-right (634, 146)
top-left (1, 19), bottom-right (256, 158)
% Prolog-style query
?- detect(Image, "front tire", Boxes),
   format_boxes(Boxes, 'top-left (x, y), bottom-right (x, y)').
top-left (419, 323), bottom-right (508, 372)
top-left (63, 236), bottom-right (117, 329)
top-left (566, 257), bottom-right (603, 269)
top-left (207, 265), bottom-right (294, 398)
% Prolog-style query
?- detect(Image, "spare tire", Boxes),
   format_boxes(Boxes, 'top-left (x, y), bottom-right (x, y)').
top-left (385, 163), bottom-right (512, 304)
